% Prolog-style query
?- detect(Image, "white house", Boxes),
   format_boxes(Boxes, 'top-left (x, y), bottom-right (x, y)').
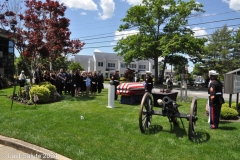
top-left (71, 52), bottom-right (155, 79)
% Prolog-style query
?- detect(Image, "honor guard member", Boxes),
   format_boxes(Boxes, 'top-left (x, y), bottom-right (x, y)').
top-left (111, 69), bottom-right (120, 100)
top-left (208, 71), bottom-right (224, 129)
top-left (145, 71), bottom-right (153, 93)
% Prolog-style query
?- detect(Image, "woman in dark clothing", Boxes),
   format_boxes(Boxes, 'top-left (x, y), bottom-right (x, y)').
top-left (75, 70), bottom-right (81, 96)
top-left (50, 70), bottom-right (56, 86)
top-left (91, 72), bottom-right (98, 96)
top-left (80, 72), bottom-right (86, 96)
top-left (43, 70), bottom-right (51, 82)
top-left (71, 69), bottom-right (77, 97)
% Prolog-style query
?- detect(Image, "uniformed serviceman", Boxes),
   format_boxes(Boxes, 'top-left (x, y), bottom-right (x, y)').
top-left (145, 71), bottom-right (153, 93)
top-left (208, 71), bottom-right (224, 129)
top-left (111, 69), bottom-right (120, 100)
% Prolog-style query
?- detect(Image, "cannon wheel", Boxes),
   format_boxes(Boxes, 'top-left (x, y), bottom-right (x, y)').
top-left (139, 92), bottom-right (153, 133)
top-left (188, 96), bottom-right (198, 140)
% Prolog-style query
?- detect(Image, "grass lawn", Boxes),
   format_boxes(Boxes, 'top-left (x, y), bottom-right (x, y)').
top-left (0, 86), bottom-right (239, 160)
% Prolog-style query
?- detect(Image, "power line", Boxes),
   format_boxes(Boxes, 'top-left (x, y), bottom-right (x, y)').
top-left (81, 29), bottom-right (240, 50)
top-left (74, 10), bottom-right (240, 40)
top-left (82, 23), bottom-right (240, 45)
top-left (81, 18), bottom-right (240, 41)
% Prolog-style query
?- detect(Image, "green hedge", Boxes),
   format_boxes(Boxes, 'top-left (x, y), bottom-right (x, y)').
top-left (29, 85), bottom-right (50, 103)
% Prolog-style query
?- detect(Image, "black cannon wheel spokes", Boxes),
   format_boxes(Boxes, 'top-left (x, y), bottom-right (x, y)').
top-left (139, 92), bottom-right (152, 133)
top-left (188, 96), bottom-right (198, 140)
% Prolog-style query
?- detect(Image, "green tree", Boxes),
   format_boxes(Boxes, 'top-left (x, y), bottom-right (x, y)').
top-left (200, 25), bottom-right (240, 79)
top-left (68, 62), bottom-right (84, 72)
top-left (114, 0), bottom-right (207, 84)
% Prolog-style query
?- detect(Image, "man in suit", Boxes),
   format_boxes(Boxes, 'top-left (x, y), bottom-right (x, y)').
top-left (145, 71), bottom-right (153, 93)
top-left (111, 69), bottom-right (120, 100)
top-left (97, 70), bottom-right (104, 93)
top-left (134, 73), bottom-right (140, 82)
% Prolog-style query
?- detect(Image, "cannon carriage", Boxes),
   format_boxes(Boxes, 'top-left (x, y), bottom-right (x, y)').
top-left (139, 91), bottom-right (198, 140)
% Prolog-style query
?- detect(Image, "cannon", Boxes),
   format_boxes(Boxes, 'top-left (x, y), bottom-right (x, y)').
top-left (139, 92), bottom-right (198, 140)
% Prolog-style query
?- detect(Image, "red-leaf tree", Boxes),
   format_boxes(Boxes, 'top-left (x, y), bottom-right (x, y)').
top-left (17, 0), bottom-right (85, 70)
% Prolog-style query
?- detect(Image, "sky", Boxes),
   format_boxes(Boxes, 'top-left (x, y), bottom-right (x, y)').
top-left (12, 0), bottom-right (240, 72)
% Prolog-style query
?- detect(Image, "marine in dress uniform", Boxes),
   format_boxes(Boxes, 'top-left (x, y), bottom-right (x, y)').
top-left (208, 71), bottom-right (224, 129)
top-left (111, 69), bottom-right (120, 100)
top-left (145, 71), bottom-right (153, 93)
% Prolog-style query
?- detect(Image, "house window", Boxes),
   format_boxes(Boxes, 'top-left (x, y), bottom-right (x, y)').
top-left (129, 64), bottom-right (136, 68)
top-left (98, 62), bottom-right (103, 67)
top-left (121, 63), bottom-right (126, 68)
top-left (152, 65), bottom-right (155, 69)
top-left (139, 65), bottom-right (146, 69)
top-left (108, 63), bottom-right (115, 68)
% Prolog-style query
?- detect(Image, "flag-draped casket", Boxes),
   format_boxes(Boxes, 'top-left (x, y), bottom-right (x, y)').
top-left (116, 82), bottom-right (146, 104)
top-left (116, 82), bottom-right (145, 96)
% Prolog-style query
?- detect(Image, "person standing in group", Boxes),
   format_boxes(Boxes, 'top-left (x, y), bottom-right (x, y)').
top-left (71, 69), bottom-right (77, 97)
top-left (97, 70), bottom-right (104, 94)
top-left (85, 73), bottom-right (91, 97)
top-left (75, 69), bottom-right (81, 97)
top-left (91, 72), bottom-right (98, 96)
top-left (208, 71), bottom-right (224, 129)
top-left (64, 70), bottom-right (71, 95)
top-left (145, 71), bottom-right (153, 93)
top-left (34, 65), bottom-right (43, 84)
top-left (50, 69), bottom-right (56, 86)
top-left (57, 68), bottom-right (66, 95)
top-left (80, 71), bottom-right (86, 96)
top-left (19, 70), bottom-right (26, 87)
top-left (134, 73), bottom-right (140, 82)
top-left (43, 70), bottom-right (50, 82)
top-left (111, 69), bottom-right (120, 100)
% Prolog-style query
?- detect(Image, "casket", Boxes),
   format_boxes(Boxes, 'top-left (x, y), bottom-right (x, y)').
top-left (116, 82), bottom-right (145, 96)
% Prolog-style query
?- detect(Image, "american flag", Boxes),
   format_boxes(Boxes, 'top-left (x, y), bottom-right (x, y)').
top-left (34, 93), bottom-right (39, 102)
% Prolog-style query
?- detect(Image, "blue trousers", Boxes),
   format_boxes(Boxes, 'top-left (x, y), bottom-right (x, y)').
top-left (209, 104), bottom-right (221, 129)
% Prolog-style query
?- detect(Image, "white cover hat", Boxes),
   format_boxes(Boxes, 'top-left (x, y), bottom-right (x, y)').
top-left (146, 71), bottom-right (152, 74)
top-left (209, 70), bottom-right (216, 75)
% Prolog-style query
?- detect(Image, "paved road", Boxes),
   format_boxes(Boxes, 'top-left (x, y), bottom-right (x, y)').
top-left (104, 83), bottom-right (238, 102)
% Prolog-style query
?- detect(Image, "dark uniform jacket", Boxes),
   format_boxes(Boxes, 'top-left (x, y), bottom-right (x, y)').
top-left (145, 75), bottom-right (153, 93)
top-left (111, 74), bottom-right (120, 86)
top-left (209, 79), bottom-right (224, 105)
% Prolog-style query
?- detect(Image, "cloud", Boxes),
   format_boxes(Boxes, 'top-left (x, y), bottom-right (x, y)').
top-left (222, 0), bottom-right (240, 11)
top-left (98, 0), bottom-right (115, 20)
top-left (59, 0), bottom-right (98, 10)
top-left (94, 49), bottom-right (101, 52)
top-left (80, 12), bottom-right (87, 15)
top-left (121, 0), bottom-right (142, 5)
top-left (114, 30), bottom-right (139, 41)
top-left (192, 27), bottom-right (208, 38)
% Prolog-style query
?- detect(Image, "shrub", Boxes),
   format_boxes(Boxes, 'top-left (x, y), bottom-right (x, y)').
top-left (39, 82), bottom-right (56, 101)
top-left (120, 77), bottom-right (126, 81)
top-left (231, 102), bottom-right (237, 110)
top-left (221, 107), bottom-right (239, 120)
top-left (29, 86), bottom-right (50, 103)
top-left (222, 103), bottom-right (229, 108)
top-left (104, 78), bottom-right (110, 81)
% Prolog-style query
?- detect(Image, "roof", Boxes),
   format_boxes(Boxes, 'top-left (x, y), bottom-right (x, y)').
top-left (73, 55), bottom-right (92, 62)
top-left (94, 52), bottom-right (123, 61)
top-left (226, 68), bottom-right (240, 74)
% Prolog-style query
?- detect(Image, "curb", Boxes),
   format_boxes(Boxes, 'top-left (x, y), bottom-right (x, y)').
top-left (0, 135), bottom-right (71, 160)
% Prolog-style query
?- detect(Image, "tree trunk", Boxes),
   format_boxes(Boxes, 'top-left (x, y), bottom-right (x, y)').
top-left (154, 56), bottom-right (159, 85)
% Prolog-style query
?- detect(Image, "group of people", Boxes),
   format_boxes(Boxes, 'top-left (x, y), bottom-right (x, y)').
top-left (23, 66), bottom-right (105, 97)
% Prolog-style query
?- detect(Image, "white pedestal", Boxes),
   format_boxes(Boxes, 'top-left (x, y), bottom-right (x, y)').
top-left (107, 85), bottom-right (115, 108)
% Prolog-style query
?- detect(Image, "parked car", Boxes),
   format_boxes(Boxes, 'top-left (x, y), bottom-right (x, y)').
top-left (194, 80), bottom-right (205, 87)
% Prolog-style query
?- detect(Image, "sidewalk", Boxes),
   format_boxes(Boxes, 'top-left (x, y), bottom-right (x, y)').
top-left (0, 135), bottom-right (71, 160)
